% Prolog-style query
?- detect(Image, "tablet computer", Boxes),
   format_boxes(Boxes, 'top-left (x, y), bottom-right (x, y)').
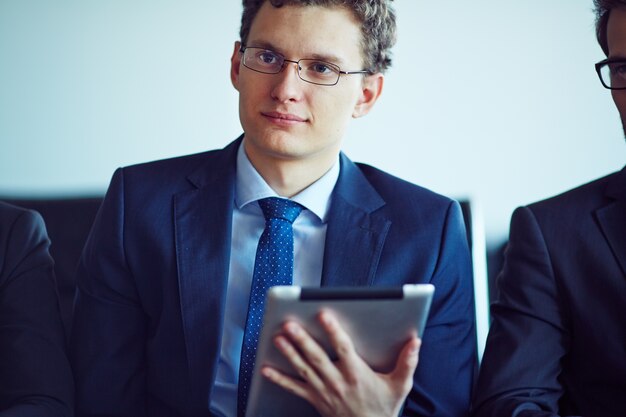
top-left (245, 283), bottom-right (435, 417)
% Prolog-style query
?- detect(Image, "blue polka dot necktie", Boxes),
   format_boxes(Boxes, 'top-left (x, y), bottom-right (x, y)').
top-left (237, 197), bottom-right (303, 417)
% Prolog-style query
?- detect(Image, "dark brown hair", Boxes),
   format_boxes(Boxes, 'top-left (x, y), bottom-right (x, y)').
top-left (239, 0), bottom-right (397, 74)
top-left (594, 0), bottom-right (626, 55)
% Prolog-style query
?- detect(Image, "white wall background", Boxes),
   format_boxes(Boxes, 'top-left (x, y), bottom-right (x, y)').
top-left (1, 0), bottom-right (624, 248)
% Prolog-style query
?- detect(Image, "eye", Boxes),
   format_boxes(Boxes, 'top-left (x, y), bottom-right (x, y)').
top-left (256, 50), bottom-right (280, 66)
top-left (307, 61), bottom-right (336, 75)
top-left (614, 64), bottom-right (626, 75)
top-left (609, 62), bottom-right (626, 77)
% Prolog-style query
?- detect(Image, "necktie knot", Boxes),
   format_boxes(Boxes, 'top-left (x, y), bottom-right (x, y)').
top-left (258, 197), bottom-right (303, 224)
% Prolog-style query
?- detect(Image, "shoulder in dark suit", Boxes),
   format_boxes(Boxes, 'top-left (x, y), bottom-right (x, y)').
top-left (0, 201), bottom-right (74, 417)
top-left (472, 167), bottom-right (626, 417)
top-left (71, 138), bottom-right (476, 417)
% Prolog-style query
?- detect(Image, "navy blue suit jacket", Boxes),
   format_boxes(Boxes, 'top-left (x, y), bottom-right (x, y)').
top-left (473, 167), bottom-right (626, 417)
top-left (0, 202), bottom-right (74, 417)
top-left (71, 138), bottom-right (476, 417)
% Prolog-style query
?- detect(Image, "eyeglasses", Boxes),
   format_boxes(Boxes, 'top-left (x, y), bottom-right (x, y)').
top-left (595, 59), bottom-right (626, 90)
top-left (239, 45), bottom-right (370, 86)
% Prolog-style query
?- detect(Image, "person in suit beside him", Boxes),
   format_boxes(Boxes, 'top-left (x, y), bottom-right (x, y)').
top-left (0, 201), bottom-right (74, 417)
top-left (472, 1), bottom-right (626, 416)
top-left (70, 1), bottom-right (476, 416)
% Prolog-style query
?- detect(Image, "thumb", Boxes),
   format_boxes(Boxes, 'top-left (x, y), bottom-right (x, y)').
top-left (390, 337), bottom-right (421, 390)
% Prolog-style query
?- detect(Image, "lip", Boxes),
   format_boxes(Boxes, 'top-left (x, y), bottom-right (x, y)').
top-left (261, 111), bottom-right (308, 124)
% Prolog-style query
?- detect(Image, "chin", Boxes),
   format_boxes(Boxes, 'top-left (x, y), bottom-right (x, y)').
top-left (246, 131), bottom-right (306, 157)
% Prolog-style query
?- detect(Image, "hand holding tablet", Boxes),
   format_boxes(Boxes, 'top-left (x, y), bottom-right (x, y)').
top-left (245, 284), bottom-right (435, 417)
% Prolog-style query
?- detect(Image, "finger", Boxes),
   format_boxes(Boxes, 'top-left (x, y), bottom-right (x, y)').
top-left (282, 321), bottom-right (343, 386)
top-left (318, 311), bottom-right (363, 379)
top-left (389, 337), bottom-right (421, 393)
top-left (261, 365), bottom-right (316, 403)
top-left (273, 333), bottom-right (326, 392)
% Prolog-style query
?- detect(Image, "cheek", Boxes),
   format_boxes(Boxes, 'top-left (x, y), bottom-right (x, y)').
top-left (238, 81), bottom-right (266, 117)
top-left (313, 91), bottom-right (358, 124)
top-left (613, 91), bottom-right (626, 118)
top-left (239, 73), bottom-right (269, 98)
top-left (314, 103), bottom-right (351, 135)
top-left (239, 82), bottom-right (259, 106)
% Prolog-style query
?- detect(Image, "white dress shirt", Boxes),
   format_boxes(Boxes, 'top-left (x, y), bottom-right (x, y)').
top-left (209, 140), bottom-right (340, 417)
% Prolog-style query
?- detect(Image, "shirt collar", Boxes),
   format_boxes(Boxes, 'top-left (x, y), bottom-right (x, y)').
top-left (235, 141), bottom-right (339, 223)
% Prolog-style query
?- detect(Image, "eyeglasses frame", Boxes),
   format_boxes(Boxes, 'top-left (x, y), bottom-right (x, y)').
top-left (239, 45), bottom-right (370, 86)
top-left (595, 58), bottom-right (626, 90)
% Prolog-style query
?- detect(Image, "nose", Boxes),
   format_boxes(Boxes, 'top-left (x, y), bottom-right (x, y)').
top-left (270, 60), bottom-right (304, 103)
top-left (282, 59), bottom-right (302, 74)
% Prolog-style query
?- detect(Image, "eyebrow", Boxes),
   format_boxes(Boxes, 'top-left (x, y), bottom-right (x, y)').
top-left (246, 40), bottom-right (345, 66)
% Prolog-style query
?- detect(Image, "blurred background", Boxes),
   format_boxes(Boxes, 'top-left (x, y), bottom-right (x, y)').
top-left (1, 0), bottom-right (624, 251)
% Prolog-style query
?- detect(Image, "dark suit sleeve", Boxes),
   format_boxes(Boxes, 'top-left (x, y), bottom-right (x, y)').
top-left (0, 208), bottom-right (74, 417)
top-left (472, 207), bottom-right (570, 417)
top-left (70, 169), bottom-right (148, 417)
top-left (403, 201), bottom-right (476, 417)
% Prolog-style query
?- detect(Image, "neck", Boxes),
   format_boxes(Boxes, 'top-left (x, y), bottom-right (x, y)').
top-left (243, 141), bottom-right (339, 198)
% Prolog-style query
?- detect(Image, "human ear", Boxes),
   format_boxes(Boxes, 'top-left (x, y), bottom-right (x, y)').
top-left (352, 73), bottom-right (384, 118)
top-left (230, 41), bottom-right (243, 91)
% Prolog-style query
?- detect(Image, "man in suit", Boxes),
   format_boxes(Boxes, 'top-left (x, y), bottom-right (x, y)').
top-left (472, 1), bottom-right (626, 416)
top-left (0, 201), bottom-right (74, 417)
top-left (70, 1), bottom-right (476, 416)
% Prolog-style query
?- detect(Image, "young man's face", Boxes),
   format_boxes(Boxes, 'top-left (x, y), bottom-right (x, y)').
top-left (231, 2), bottom-right (382, 174)
top-left (607, 7), bottom-right (626, 137)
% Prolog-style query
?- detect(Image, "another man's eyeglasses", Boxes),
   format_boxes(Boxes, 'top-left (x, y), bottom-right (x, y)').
top-left (595, 59), bottom-right (626, 90)
top-left (239, 45), bottom-right (370, 86)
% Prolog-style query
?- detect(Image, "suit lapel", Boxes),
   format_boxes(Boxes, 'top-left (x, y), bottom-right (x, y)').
top-left (174, 139), bottom-right (240, 404)
top-left (321, 154), bottom-right (391, 287)
top-left (596, 166), bottom-right (626, 277)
